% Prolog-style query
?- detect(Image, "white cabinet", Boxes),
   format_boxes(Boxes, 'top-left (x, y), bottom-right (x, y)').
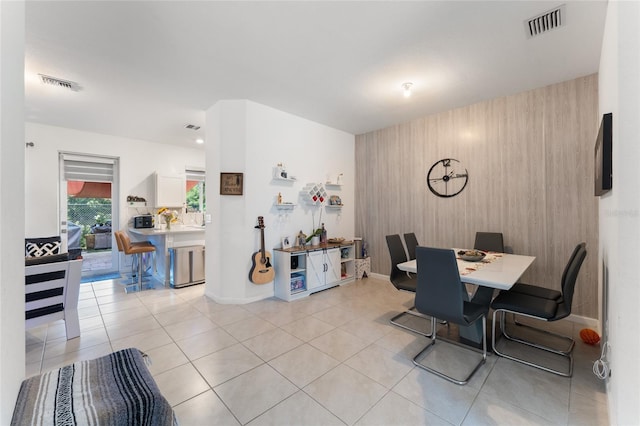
top-left (306, 249), bottom-right (341, 290)
top-left (274, 250), bottom-right (307, 301)
top-left (155, 173), bottom-right (185, 207)
top-left (274, 243), bottom-right (354, 302)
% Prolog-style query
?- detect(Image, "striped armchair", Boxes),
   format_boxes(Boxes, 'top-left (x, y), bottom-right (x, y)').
top-left (25, 257), bottom-right (82, 340)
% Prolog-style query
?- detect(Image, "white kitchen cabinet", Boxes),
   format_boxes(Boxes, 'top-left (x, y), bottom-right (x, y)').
top-left (155, 173), bottom-right (185, 207)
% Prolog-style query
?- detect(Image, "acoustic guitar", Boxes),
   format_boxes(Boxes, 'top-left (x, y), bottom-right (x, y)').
top-left (249, 216), bottom-right (275, 284)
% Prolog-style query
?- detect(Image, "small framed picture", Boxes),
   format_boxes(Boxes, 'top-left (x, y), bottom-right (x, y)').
top-left (220, 172), bottom-right (243, 195)
top-left (281, 236), bottom-right (292, 249)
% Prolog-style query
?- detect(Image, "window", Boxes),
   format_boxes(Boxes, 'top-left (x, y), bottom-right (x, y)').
top-left (186, 169), bottom-right (205, 212)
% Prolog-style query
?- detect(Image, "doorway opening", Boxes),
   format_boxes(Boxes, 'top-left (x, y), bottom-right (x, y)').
top-left (60, 154), bottom-right (120, 279)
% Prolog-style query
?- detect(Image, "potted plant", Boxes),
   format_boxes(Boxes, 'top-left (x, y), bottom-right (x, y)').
top-left (306, 210), bottom-right (325, 245)
top-left (306, 228), bottom-right (322, 246)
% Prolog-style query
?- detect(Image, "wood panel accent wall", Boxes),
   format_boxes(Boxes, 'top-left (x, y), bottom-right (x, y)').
top-left (355, 74), bottom-right (599, 319)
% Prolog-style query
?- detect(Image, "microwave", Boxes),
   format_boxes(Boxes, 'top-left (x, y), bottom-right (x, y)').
top-left (133, 215), bottom-right (154, 229)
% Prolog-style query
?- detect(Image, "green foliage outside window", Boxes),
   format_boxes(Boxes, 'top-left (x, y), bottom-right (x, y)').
top-left (186, 182), bottom-right (206, 212)
top-left (68, 197), bottom-right (112, 249)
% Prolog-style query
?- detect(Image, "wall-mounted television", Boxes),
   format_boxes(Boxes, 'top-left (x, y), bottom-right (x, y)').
top-left (595, 112), bottom-right (612, 196)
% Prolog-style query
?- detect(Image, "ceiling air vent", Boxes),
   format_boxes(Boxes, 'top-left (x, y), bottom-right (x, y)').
top-left (185, 124), bottom-right (201, 131)
top-left (38, 74), bottom-right (81, 91)
top-left (525, 4), bottom-right (565, 38)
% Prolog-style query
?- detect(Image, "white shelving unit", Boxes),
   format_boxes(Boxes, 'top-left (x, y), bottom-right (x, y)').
top-left (274, 242), bottom-right (355, 301)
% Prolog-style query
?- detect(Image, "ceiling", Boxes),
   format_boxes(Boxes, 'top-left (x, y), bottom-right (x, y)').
top-left (24, 1), bottom-right (608, 149)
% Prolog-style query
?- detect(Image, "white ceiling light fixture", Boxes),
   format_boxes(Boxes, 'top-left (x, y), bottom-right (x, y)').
top-left (195, 138), bottom-right (204, 144)
top-left (402, 82), bottom-right (413, 98)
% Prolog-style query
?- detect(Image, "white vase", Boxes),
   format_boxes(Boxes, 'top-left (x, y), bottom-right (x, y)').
top-left (311, 236), bottom-right (320, 246)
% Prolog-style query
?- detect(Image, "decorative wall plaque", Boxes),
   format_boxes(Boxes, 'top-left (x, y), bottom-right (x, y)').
top-left (220, 172), bottom-right (243, 195)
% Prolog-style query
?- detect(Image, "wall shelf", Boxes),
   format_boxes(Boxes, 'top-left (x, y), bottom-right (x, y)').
top-left (325, 183), bottom-right (342, 188)
top-left (272, 176), bottom-right (297, 182)
top-left (275, 203), bottom-right (296, 210)
top-left (272, 165), bottom-right (296, 181)
top-left (325, 205), bottom-right (343, 209)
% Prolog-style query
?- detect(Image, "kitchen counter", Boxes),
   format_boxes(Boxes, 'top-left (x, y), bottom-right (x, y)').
top-left (129, 225), bottom-right (206, 235)
top-left (129, 226), bottom-right (205, 286)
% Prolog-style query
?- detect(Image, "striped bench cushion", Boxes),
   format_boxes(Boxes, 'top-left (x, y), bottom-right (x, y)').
top-left (11, 348), bottom-right (176, 426)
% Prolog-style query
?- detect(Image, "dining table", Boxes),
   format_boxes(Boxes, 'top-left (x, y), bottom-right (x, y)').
top-left (397, 248), bottom-right (536, 346)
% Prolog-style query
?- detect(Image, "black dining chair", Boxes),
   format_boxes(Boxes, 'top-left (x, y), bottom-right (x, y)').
top-left (490, 243), bottom-right (587, 377)
top-left (386, 235), bottom-right (432, 337)
top-left (412, 246), bottom-right (488, 385)
top-left (403, 232), bottom-right (419, 261)
top-left (508, 243), bottom-right (585, 302)
top-left (473, 232), bottom-right (504, 253)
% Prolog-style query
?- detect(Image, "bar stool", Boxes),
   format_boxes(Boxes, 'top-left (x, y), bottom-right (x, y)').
top-left (114, 231), bottom-right (134, 283)
top-left (113, 231), bottom-right (151, 282)
top-left (114, 231), bottom-right (156, 291)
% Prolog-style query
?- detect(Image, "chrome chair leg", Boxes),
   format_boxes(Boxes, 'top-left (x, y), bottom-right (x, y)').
top-left (413, 316), bottom-right (487, 385)
top-left (510, 314), bottom-right (575, 355)
top-left (492, 309), bottom-right (573, 377)
top-left (390, 308), bottom-right (434, 337)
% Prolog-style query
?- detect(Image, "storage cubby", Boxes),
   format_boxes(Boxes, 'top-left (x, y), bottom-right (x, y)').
top-left (339, 245), bottom-right (355, 280)
top-left (290, 273), bottom-right (306, 294)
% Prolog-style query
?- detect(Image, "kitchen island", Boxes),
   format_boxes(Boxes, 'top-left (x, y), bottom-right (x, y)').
top-left (129, 225), bottom-right (205, 286)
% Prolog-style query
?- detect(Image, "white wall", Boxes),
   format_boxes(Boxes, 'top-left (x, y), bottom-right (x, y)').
top-left (598, 1), bottom-right (640, 424)
top-left (25, 123), bottom-right (205, 239)
top-left (0, 1), bottom-right (26, 421)
top-left (205, 100), bottom-right (355, 303)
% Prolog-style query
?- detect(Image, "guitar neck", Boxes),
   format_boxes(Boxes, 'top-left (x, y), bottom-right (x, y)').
top-left (260, 227), bottom-right (266, 262)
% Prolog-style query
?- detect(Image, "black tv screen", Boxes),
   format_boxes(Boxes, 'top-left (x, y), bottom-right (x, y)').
top-left (595, 113), bottom-right (612, 196)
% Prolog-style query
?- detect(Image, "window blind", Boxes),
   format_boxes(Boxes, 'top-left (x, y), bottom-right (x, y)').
top-left (61, 154), bottom-right (116, 183)
top-left (186, 169), bottom-right (205, 182)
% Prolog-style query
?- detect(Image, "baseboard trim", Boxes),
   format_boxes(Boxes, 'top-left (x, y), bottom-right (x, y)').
top-left (369, 273), bottom-right (599, 329)
top-left (204, 291), bottom-right (269, 305)
top-left (567, 313), bottom-right (600, 330)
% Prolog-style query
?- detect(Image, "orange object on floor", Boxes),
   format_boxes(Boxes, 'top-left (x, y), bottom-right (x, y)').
top-left (579, 328), bottom-right (601, 345)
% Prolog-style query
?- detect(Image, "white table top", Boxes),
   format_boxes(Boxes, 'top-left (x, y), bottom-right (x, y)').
top-left (397, 249), bottom-right (535, 290)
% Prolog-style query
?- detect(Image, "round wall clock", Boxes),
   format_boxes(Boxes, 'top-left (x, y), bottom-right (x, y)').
top-left (427, 158), bottom-right (469, 198)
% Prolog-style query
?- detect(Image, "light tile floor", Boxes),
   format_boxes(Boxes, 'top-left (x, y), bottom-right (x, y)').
top-left (25, 276), bottom-right (609, 425)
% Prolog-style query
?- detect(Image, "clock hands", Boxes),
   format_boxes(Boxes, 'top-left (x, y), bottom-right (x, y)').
top-left (428, 171), bottom-right (467, 183)
top-left (426, 158), bottom-right (469, 198)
